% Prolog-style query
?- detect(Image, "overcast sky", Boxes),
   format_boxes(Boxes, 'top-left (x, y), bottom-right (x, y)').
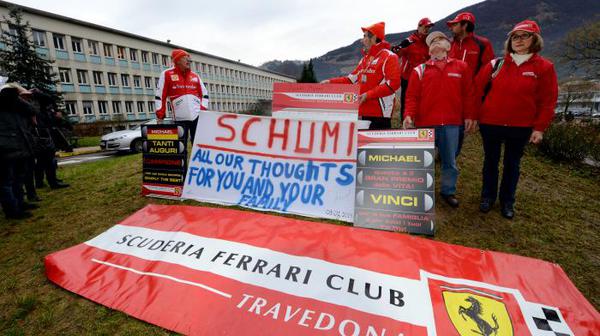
top-left (10, 0), bottom-right (483, 66)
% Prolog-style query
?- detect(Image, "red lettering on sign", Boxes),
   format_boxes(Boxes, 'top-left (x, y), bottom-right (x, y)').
top-left (347, 122), bottom-right (356, 156)
top-left (242, 117), bottom-right (261, 146)
top-left (216, 114), bottom-right (238, 142)
top-left (321, 122), bottom-right (340, 154)
top-left (268, 118), bottom-right (289, 150)
top-left (294, 121), bottom-right (315, 154)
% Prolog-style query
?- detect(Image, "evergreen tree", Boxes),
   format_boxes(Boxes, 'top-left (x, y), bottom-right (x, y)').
top-left (0, 7), bottom-right (61, 103)
top-left (298, 59), bottom-right (318, 83)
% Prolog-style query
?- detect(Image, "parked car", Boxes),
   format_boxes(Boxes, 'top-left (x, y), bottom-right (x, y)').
top-left (100, 118), bottom-right (173, 152)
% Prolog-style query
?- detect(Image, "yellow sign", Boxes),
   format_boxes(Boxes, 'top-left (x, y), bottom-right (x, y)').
top-left (443, 291), bottom-right (513, 336)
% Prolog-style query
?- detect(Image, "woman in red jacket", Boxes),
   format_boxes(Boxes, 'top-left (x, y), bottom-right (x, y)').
top-left (475, 20), bottom-right (558, 219)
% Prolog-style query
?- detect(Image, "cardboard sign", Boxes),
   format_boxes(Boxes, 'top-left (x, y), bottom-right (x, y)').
top-left (141, 124), bottom-right (187, 198)
top-left (45, 205), bottom-right (599, 335)
top-left (272, 83), bottom-right (359, 121)
top-left (182, 111), bottom-right (357, 222)
top-left (354, 130), bottom-right (436, 235)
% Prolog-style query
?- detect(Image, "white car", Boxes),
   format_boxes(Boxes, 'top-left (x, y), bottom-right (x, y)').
top-left (100, 118), bottom-right (173, 152)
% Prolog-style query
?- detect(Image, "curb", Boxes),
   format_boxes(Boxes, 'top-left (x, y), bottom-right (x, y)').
top-left (56, 147), bottom-right (102, 158)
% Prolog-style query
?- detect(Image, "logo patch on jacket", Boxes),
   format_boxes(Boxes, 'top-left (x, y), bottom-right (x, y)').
top-left (370, 59), bottom-right (379, 65)
top-left (522, 72), bottom-right (537, 78)
top-left (448, 73), bottom-right (462, 78)
top-left (170, 74), bottom-right (179, 81)
top-left (191, 77), bottom-right (199, 82)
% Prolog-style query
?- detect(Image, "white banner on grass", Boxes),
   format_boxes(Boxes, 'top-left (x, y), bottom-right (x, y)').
top-left (182, 111), bottom-right (357, 222)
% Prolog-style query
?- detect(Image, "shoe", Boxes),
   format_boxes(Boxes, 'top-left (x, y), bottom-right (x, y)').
top-left (5, 211), bottom-right (33, 219)
top-left (479, 198), bottom-right (493, 213)
top-left (441, 194), bottom-right (459, 208)
top-left (28, 195), bottom-right (42, 202)
top-left (22, 202), bottom-right (40, 210)
top-left (50, 182), bottom-right (70, 189)
top-left (501, 204), bottom-right (515, 219)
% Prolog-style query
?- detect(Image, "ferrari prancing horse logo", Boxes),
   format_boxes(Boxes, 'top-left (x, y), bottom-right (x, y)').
top-left (443, 290), bottom-right (514, 336)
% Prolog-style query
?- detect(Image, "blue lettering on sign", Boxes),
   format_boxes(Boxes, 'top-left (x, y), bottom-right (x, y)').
top-left (186, 166), bottom-right (215, 187)
top-left (191, 148), bottom-right (213, 164)
top-left (336, 164), bottom-right (355, 186)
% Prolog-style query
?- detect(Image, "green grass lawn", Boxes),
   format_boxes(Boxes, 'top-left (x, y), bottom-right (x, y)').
top-left (75, 136), bottom-right (101, 148)
top-left (1, 134), bottom-right (598, 335)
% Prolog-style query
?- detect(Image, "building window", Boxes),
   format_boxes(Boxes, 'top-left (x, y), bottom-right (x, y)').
top-left (121, 74), bottom-right (130, 87)
top-left (133, 76), bottom-right (141, 88)
top-left (151, 52), bottom-right (159, 64)
top-left (98, 101), bottom-right (108, 114)
top-left (103, 43), bottom-right (113, 57)
top-left (71, 37), bottom-right (83, 53)
top-left (52, 34), bottom-right (65, 50)
top-left (162, 55), bottom-right (170, 67)
top-left (88, 40), bottom-right (99, 55)
top-left (76, 70), bottom-right (88, 84)
top-left (117, 46), bottom-right (126, 59)
top-left (137, 101), bottom-right (145, 113)
top-left (125, 101), bottom-right (133, 113)
top-left (141, 51), bottom-right (149, 63)
top-left (112, 101), bottom-right (122, 114)
top-left (148, 101), bottom-right (155, 112)
top-left (144, 76), bottom-right (152, 89)
top-left (64, 101), bottom-right (77, 115)
top-left (129, 48), bottom-right (138, 61)
top-left (58, 68), bottom-right (71, 83)
top-left (107, 72), bottom-right (117, 86)
top-left (154, 78), bottom-right (159, 88)
top-left (32, 30), bottom-right (46, 47)
top-left (92, 71), bottom-right (103, 85)
top-left (82, 101), bottom-right (94, 115)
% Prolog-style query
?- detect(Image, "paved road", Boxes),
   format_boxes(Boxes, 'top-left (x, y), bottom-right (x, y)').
top-left (58, 151), bottom-right (121, 166)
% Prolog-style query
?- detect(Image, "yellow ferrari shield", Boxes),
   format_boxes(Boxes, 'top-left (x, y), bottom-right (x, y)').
top-left (442, 290), bottom-right (514, 336)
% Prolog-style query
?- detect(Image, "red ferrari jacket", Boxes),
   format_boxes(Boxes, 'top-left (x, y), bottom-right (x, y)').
top-left (475, 54), bottom-right (558, 132)
top-left (329, 41), bottom-right (400, 118)
top-left (404, 58), bottom-right (476, 127)
top-left (395, 33), bottom-right (430, 81)
top-left (449, 33), bottom-right (494, 77)
top-left (155, 67), bottom-right (209, 121)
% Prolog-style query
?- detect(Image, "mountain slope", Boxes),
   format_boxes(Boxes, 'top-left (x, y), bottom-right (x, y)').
top-left (261, 0), bottom-right (600, 80)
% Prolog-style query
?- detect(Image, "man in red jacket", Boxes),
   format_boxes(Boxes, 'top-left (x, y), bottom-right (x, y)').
top-left (322, 22), bottom-right (400, 129)
top-left (392, 18), bottom-right (434, 121)
top-left (447, 12), bottom-right (494, 156)
top-left (155, 49), bottom-right (209, 145)
top-left (403, 31), bottom-right (476, 208)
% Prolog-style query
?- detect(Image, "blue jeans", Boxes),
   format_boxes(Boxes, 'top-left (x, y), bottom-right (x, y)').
top-left (433, 125), bottom-right (460, 196)
top-left (0, 158), bottom-right (27, 217)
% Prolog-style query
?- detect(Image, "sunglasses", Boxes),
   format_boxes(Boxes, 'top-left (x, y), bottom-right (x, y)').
top-left (511, 32), bottom-right (533, 41)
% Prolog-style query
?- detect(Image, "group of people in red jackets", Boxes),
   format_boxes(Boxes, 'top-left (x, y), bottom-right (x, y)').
top-left (322, 12), bottom-right (558, 220)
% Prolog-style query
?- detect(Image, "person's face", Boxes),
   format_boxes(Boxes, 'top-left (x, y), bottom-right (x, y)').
top-left (510, 31), bottom-right (534, 54)
top-left (174, 55), bottom-right (191, 71)
top-left (417, 25), bottom-right (432, 35)
top-left (362, 32), bottom-right (377, 49)
top-left (449, 22), bottom-right (464, 35)
top-left (429, 37), bottom-right (450, 55)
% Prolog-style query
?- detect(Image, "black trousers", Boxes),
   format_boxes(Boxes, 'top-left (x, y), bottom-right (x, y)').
top-left (399, 78), bottom-right (409, 122)
top-left (480, 124), bottom-right (532, 206)
top-left (35, 150), bottom-right (59, 187)
top-left (362, 117), bottom-right (391, 130)
top-left (0, 158), bottom-right (27, 217)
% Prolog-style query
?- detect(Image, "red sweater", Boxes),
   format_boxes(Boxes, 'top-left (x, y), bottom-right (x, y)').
top-left (449, 33), bottom-right (494, 77)
top-left (474, 54), bottom-right (558, 132)
top-left (404, 58), bottom-right (476, 127)
top-left (329, 41), bottom-right (400, 118)
top-left (395, 32), bottom-right (430, 81)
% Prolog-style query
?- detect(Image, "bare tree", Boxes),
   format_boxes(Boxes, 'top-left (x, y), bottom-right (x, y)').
top-left (558, 80), bottom-right (597, 117)
top-left (560, 20), bottom-right (600, 78)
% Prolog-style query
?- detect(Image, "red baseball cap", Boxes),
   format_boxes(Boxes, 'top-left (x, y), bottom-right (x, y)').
top-left (171, 49), bottom-right (190, 62)
top-left (509, 20), bottom-right (541, 35)
top-left (447, 12), bottom-right (476, 26)
top-left (418, 17), bottom-right (434, 27)
top-left (361, 22), bottom-right (385, 41)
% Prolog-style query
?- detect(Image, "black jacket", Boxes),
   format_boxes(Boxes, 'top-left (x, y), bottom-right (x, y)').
top-left (0, 87), bottom-right (35, 160)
